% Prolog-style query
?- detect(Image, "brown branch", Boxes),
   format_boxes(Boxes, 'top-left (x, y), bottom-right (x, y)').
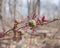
top-left (17, 24), bottom-right (28, 30)
top-left (5, 24), bottom-right (28, 33)
top-left (5, 29), bottom-right (13, 33)
top-left (52, 31), bottom-right (59, 39)
top-left (43, 19), bottom-right (60, 25)
top-left (4, 19), bottom-right (60, 36)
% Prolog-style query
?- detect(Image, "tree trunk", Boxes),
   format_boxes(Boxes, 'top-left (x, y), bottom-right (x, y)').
top-left (28, 0), bottom-right (40, 19)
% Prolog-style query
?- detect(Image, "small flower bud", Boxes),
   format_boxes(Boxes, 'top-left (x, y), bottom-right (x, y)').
top-left (29, 20), bottom-right (36, 27)
top-left (15, 19), bottom-right (21, 24)
top-left (18, 29), bottom-right (24, 35)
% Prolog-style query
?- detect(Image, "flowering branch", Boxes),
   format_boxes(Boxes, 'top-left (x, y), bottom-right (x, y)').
top-left (0, 16), bottom-right (59, 38)
top-left (6, 18), bottom-right (60, 35)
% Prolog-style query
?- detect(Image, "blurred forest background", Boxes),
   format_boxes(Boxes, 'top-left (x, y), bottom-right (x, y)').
top-left (0, 0), bottom-right (60, 32)
top-left (0, 0), bottom-right (60, 48)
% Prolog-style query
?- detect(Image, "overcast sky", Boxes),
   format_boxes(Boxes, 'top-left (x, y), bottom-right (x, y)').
top-left (5, 0), bottom-right (60, 18)
top-left (22, 0), bottom-right (59, 16)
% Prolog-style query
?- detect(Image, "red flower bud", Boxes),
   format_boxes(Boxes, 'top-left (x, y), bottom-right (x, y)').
top-left (36, 18), bottom-right (41, 25)
top-left (42, 16), bottom-right (45, 22)
top-left (42, 16), bottom-right (48, 22)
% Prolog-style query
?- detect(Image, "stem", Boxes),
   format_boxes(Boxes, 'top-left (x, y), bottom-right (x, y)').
top-left (4, 18), bottom-right (60, 36)
top-left (43, 19), bottom-right (59, 25)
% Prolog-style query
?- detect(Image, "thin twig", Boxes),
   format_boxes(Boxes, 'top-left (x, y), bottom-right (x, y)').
top-left (4, 19), bottom-right (60, 36)
top-left (44, 19), bottom-right (60, 25)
